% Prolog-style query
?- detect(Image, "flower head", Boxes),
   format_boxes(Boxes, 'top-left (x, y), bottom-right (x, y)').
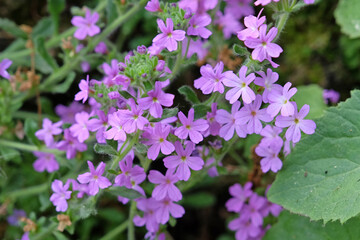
top-left (50, 180), bottom-right (72, 212)
top-left (0, 59), bottom-right (12, 79)
top-left (77, 161), bottom-right (112, 195)
top-left (33, 152), bottom-right (59, 173)
top-left (71, 9), bottom-right (100, 40)
top-left (153, 18), bottom-right (186, 52)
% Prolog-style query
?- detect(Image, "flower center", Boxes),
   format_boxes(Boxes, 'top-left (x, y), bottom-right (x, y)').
top-left (251, 111), bottom-right (257, 116)
top-left (186, 125), bottom-right (191, 130)
top-left (181, 156), bottom-right (187, 162)
top-left (294, 118), bottom-right (299, 124)
top-left (159, 138), bottom-right (164, 143)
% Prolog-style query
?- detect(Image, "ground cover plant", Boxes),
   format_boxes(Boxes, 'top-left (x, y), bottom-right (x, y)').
top-left (1, 0), bottom-right (360, 239)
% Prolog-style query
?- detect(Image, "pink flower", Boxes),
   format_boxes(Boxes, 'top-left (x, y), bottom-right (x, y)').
top-left (138, 80), bottom-right (174, 118)
top-left (142, 123), bottom-right (175, 160)
top-left (226, 182), bottom-right (253, 213)
top-left (75, 75), bottom-right (91, 103)
top-left (255, 144), bottom-right (282, 173)
top-left (115, 155), bottom-right (146, 188)
top-left (71, 9), bottom-right (100, 40)
top-left (174, 108), bottom-right (209, 144)
top-left (254, 68), bottom-right (282, 103)
top-left (223, 65), bottom-right (256, 104)
top-left (155, 197), bottom-right (185, 224)
top-left (237, 10), bottom-right (266, 41)
top-left (50, 180), bottom-right (71, 212)
top-left (215, 101), bottom-right (247, 140)
top-left (275, 103), bottom-right (316, 143)
top-left (153, 18), bottom-right (186, 52)
top-left (215, 11), bottom-right (243, 39)
top-left (35, 118), bottom-right (63, 147)
top-left (203, 103), bottom-right (221, 137)
top-left (33, 152), bottom-right (59, 173)
top-left (118, 99), bottom-right (149, 133)
top-left (0, 59), bottom-right (12, 79)
top-left (145, 0), bottom-right (162, 12)
top-left (267, 82), bottom-right (297, 117)
top-left (236, 95), bottom-right (272, 134)
top-left (148, 169), bottom-right (182, 201)
top-left (77, 161), bottom-right (112, 195)
top-left (69, 111), bottom-right (91, 143)
top-left (163, 141), bottom-right (204, 181)
top-left (134, 198), bottom-right (160, 233)
top-left (94, 41), bottom-right (108, 54)
top-left (187, 14), bottom-right (212, 39)
top-left (244, 25), bottom-right (283, 68)
top-left (88, 110), bottom-right (109, 144)
top-left (104, 110), bottom-right (127, 142)
top-left (56, 129), bottom-right (87, 159)
top-left (102, 59), bottom-right (119, 86)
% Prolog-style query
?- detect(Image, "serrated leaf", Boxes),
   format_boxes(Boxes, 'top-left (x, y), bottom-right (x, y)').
top-left (108, 186), bottom-right (143, 199)
top-left (24, 118), bottom-right (41, 146)
top-left (36, 37), bottom-right (58, 70)
top-left (293, 84), bottom-right (327, 119)
top-left (94, 143), bottom-right (118, 156)
top-left (178, 86), bottom-right (200, 104)
top-left (268, 90), bottom-right (360, 223)
top-left (51, 71), bottom-right (76, 93)
top-left (233, 44), bottom-right (249, 57)
top-left (264, 211), bottom-right (360, 240)
top-left (0, 18), bottom-right (27, 39)
top-left (335, 0), bottom-right (360, 39)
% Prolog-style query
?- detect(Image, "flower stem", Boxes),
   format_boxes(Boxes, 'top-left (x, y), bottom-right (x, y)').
top-left (100, 220), bottom-right (128, 240)
top-left (32, 222), bottom-right (58, 240)
top-left (171, 42), bottom-right (183, 80)
top-left (0, 139), bottom-right (62, 154)
top-left (127, 201), bottom-right (137, 240)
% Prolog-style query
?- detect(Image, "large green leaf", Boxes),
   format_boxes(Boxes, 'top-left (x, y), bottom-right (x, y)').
top-left (268, 90), bottom-right (360, 223)
top-left (293, 84), bottom-right (327, 119)
top-left (335, 0), bottom-right (360, 39)
top-left (264, 211), bottom-right (360, 240)
top-left (0, 18), bottom-right (27, 39)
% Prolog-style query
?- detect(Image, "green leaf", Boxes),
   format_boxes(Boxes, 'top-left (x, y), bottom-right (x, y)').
top-left (35, 37), bottom-right (58, 70)
top-left (107, 169), bottom-right (118, 175)
top-left (32, 17), bottom-right (54, 38)
top-left (335, 0), bottom-right (360, 39)
top-left (94, 143), bottom-right (118, 156)
top-left (293, 84), bottom-right (327, 119)
top-left (108, 186), bottom-right (143, 199)
top-left (47, 0), bottom-right (65, 34)
top-left (268, 90), bottom-right (360, 223)
top-left (24, 118), bottom-right (41, 146)
top-left (0, 146), bottom-right (21, 163)
top-left (162, 107), bottom-right (179, 119)
top-left (264, 211), bottom-right (360, 240)
top-left (118, 90), bottom-right (135, 100)
top-left (182, 192), bottom-right (215, 209)
top-left (106, 0), bottom-right (117, 24)
top-left (233, 44), bottom-right (249, 57)
top-left (0, 18), bottom-right (27, 39)
top-left (193, 104), bottom-right (211, 119)
top-left (51, 71), bottom-right (76, 93)
top-left (134, 143), bottom-right (147, 154)
top-left (178, 86), bottom-right (200, 104)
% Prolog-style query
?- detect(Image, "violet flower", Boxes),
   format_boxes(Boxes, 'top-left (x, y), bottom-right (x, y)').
top-left (182, 38), bottom-right (208, 60)
top-left (7, 209), bottom-right (26, 226)
top-left (225, 182), bottom-right (253, 213)
top-left (115, 155), bottom-right (146, 188)
top-left (35, 118), bottom-right (63, 147)
top-left (187, 14), bottom-right (212, 39)
top-left (174, 108), bottom-right (209, 144)
top-left (56, 102), bottom-right (87, 124)
top-left (255, 144), bottom-right (282, 173)
top-left (50, 179), bottom-right (72, 212)
top-left (71, 9), bottom-right (100, 40)
top-left (259, 125), bottom-right (283, 149)
top-left (104, 110), bottom-right (127, 142)
top-left (155, 197), bottom-right (185, 224)
top-left (148, 169), bottom-right (182, 201)
top-left (94, 41), bottom-right (108, 54)
top-left (267, 82), bottom-right (297, 117)
top-left (215, 11), bottom-right (242, 39)
top-left (228, 217), bottom-right (262, 240)
top-left (225, 0), bottom-right (254, 20)
top-left (275, 103), bottom-right (316, 143)
top-left (254, 68), bottom-right (282, 103)
top-left (118, 99), bottom-right (149, 133)
top-left (0, 59), bottom-right (12, 79)
top-left (77, 161), bottom-right (112, 195)
top-left (145, 0), bottom-right (162, 12)
top-left (134, 198), bottom-right (160, 233)
top-left (203, 103), bottom-right (221, 137)
top-left (102, 59), bottom-right (119, 86)
top-left (33, 152), bottom-right (59, 173)
top-left (153, 18), bottom-right (185, 52)
top-left (69, 111), bottom-right (91, 143)
top-left (57, 129), bottom-right (87, 159)
top-left (163, 141), bottom-right (204, 181)
top-left (88, 110), bottom-right (108, 144)
top-left (75, 75), bottom-right (90, 103)
top-left (237, 10), bottom-right (266, 41)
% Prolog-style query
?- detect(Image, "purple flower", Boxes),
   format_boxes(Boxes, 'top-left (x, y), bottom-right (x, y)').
top-left (254, 68), bottom-right (282, 103)
top-left (142, 123), bottom-right (175, 160)
top-left (148, 169), bottom-right (182, 201)
top-left (275, 103), bottom-right (316, 143)
top-left (226, 182), bottom-right (253, 213)
top-left (115, 155), bottom-right (146, 188)
top-left (228, 217), bottom-right (261, 240)
top-left (0, 59), bottom-right (12, 79)
top-left (215, 11), bottom-right (242, 39)
top-left (179, 0), bottom-right (218, 14)
top-left (236, 95), bottom-right (272, 134)
top-left (163, 141), bottom-right (204, 181)
top-left (237, 11), bottom-right (266, 41)
top-left (174, 108), bottom-right (209, 144)
top-left (255, 144), bottom-right (282, 173)
top-left (323, 89), bottom-right (340, 104)
top-left (104, 110), bottom-right (127, 142)
top-left (71, 9), bottom-right (100, 40)
top-left (134, 198), bottom-right (160, 233)
top-left (7, 209), bottom-right (26, 226)
top-left (102, 59), bottom-right (119, 86)
top-left (68, 179), bottom-right (90, 198)
top-left (225, 0), bottom-right (254, 20)
top-left (241, 194), bottom-right (267, 226)
top-left (75, 75), bottom-right (90, 103)
top-left (88, 110), bottom-right (108, 144)
top-left (215, 101), bottom-right (247, 140)
top-left (50, 179), bottom-right (72, 212)
top-left (145, 0), bottom-right (162, 12)
top-left (56, 102), bottom-right (87, 124)
top-left (118, 184), bottom-right (145, 204)
top-left (94, 41), bottom-right (108, 54)
top-left (138, 81), bottom-right (174, 118)
top-left (33, 152), bottom-right (59, 173)
top-left (182, 38), bottom-right (208, 60)
top-left (155, 197), bottom-right (185, 224)
top-left (81, 61), bottom-right (90, 72)
top-left (259, 125), bottom-right (283, 149)
top-left (69, 111), bottom-right (91, 143)
top-left (57, 129), bottom-right (87, 159)
top-left (203, 103), bottom-right (221, 137)
top-left (304, 0), bottom-right (314, 4)
top-left (254, 0), bottom-right (279, 6)
top-left (153, 18), bottom-right (186, 52)
top-left (223, 65), bottom-right (256, 104)
top-left (244, 25), bottom-right (283, 68)
top-left (118, 99), bottom-right (149, 133)
top-left (267, 82), bottom-right (297, 117)
top-left (77, 161), bottom-right (112, 195)
top-left (35, 118), bottom-right (63, 147)
top-left (187, 14), bottom-right (212, 39)
top-left (194, 61), bottom-right (233, 94)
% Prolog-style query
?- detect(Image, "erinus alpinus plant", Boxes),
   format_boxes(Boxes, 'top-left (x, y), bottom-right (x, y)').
top-left (1, 0), bottom-right (360, 239)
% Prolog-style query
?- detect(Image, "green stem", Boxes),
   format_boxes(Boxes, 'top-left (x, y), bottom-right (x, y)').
top-left (127, 201), bottom-right (137, 240)
top-left (0, 139), bottom-right (62, 154)
top-left (183, 37), bottom-right (191, 59)
top-left (100, 220), bottom-right (129, 240)
top-left (32, 223), bottom-right (58, 240)
top-left (171, 43), bottom-right (183, 79)
top-left (12, 111), bottom-right (58, 121)
top-left (274, 12), bottom-right (290, 42)
top-left (7, 183), bottom-right (48, 199)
